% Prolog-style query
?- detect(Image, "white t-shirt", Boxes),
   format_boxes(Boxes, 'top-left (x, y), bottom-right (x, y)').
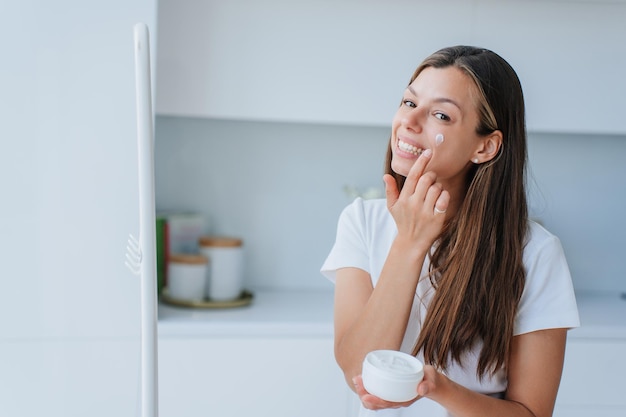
top-left (321, 198), bottom-right (580, 417)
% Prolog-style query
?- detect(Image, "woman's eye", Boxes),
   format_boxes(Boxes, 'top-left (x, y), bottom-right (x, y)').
top-left (435, 112), bottom-right (450, 121)
top-left (403, 99), bottom-right (416, 108)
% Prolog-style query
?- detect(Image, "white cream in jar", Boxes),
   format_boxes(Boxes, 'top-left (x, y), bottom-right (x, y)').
top-left (361, 350), bottom-right (424, 402)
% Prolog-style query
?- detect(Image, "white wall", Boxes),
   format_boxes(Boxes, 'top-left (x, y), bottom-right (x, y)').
top-left (527, 133), bottom-right (626, 292)
top-left (154, 117), bottom-right (389, 290)
top-left (154, 117), bottom-right (626, 293)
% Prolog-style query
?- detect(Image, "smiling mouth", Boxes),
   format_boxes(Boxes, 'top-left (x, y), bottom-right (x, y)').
top-left (397, 139), bottom-right (424, 156)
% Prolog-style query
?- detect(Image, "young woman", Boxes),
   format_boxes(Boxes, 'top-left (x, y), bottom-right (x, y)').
top-left (321, 46), bottom-right (579, 417)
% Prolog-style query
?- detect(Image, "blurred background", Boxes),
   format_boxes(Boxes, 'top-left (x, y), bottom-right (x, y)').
top-left (1, 1), bottom-right (624, 416)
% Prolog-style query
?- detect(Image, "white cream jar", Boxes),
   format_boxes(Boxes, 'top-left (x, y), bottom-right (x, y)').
top-left (198, 236), bottom-right (243, 301)
top-left (361, 350), bottom-right (424, 402)
top-left (167, 253), bottom-right (209, 301)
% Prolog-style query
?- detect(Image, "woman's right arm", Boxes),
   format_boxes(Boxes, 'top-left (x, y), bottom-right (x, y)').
top-left (333, 237), bottom-right (430, 390)
top-left (334, 149), bottom-right (449, 391)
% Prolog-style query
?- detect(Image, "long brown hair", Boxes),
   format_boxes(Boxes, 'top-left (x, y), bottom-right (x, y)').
top-left (385, 46), bottom-right (528, 377)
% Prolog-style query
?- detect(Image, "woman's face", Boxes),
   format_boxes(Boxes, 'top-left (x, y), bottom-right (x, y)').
top-left (390, 66), bottom-right (487, 188)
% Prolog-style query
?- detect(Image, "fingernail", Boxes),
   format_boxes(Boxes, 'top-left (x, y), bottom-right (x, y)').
top-left (422, 149), bottom-right (432, 157)
top-left (352, 377), bottom-right (358, 386)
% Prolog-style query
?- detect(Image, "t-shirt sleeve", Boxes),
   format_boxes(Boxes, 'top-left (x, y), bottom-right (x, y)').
top-left (320, 198), bottom-right (370, 283)
top-left (514, 232), bottom-right (580, 335)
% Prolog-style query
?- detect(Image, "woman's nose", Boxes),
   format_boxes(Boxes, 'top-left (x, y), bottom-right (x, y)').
top-left (400, 108), bottom-right (423, 132)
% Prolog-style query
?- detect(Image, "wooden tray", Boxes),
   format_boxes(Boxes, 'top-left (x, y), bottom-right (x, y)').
top-left (160, 288), bottom-right (254, 309)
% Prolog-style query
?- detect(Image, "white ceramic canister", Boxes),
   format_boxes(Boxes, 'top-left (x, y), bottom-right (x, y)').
top-left (167, 253), bottom-right (209, 301)
top-left (361, 350), bottom-right (424, 402)
top-left (198, 236), bottom-right (243, 301)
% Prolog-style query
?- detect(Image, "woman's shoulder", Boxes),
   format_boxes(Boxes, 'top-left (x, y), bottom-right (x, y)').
top-left (516, 219), bottom-right (580, 333)
top-left (524, 219), bottom-right (562, 257)
top-left (338, 197), bottom-right (395, 239)
top-left (341, 197), bottom-right (390, 221)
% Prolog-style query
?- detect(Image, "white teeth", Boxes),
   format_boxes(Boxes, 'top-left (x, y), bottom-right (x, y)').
top-left (398, 140), bottom-right (423, 156)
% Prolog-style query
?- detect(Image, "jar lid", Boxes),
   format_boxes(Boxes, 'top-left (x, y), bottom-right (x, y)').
top-left (198, 236), bottom-right (243, 248)
top-left (169, 253), bottom-right (208, 265)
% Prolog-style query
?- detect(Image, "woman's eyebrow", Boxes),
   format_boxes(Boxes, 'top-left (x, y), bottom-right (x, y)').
top-left (406, 85), bottom-right (462, 111)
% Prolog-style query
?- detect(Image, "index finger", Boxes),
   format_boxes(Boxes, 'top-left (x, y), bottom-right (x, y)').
top-left (401, 148), bottom-right (432, 196)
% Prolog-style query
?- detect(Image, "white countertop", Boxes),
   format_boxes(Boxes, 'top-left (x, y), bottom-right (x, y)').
top-left (158, 289), bottom-right (335, 338)
top-left (158, 289), bottom-right (626, 339)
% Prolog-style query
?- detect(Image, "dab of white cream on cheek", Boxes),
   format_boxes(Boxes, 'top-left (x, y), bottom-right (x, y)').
top-left (435, 133), bottom-right (444, 146)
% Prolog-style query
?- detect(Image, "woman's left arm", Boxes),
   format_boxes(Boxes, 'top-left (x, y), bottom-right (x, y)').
top-left (423, 328), bottom-right (568, 417)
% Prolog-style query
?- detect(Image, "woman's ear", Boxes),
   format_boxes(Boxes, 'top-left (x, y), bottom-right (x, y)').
top-left (473, 130), bottom-right (503, 164)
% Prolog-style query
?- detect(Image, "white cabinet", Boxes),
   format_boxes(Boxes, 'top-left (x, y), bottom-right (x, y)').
top-left (553, 292), bottom-right (626, 417)
top-left (1, 0), bottom-right (157, 340)
top-left (1, 1), bottom-right (156, 417)
top-left (158, 337), bottom-right (352, 417)
top-left (157, 290), bottom-right (354, 416)
top-left (557, 339), bottom-right (626, 410)
top-left (154, 0), bottom-right (473, 127)
top-left (470, 1), bottom-right (626, 135)
top-left (157, 291), bottom-right (626, 417)
top-left (0, 340), bottom-right (140, 417)
top-left (155, 0), bottom-right (626, 134)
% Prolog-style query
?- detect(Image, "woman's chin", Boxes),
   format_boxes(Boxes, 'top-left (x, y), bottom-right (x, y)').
top-left (391, 159), bottom-right (411, 178)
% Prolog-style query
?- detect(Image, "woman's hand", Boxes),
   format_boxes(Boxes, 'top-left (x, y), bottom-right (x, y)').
top-left (383, 149), bottom-right (450, 252)
top-left (352, 365), bottom-right (445, 411)
top-left (352, 375), bottom-right (421, 410)
top-left (416, 365), bottom-right (445, 398)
